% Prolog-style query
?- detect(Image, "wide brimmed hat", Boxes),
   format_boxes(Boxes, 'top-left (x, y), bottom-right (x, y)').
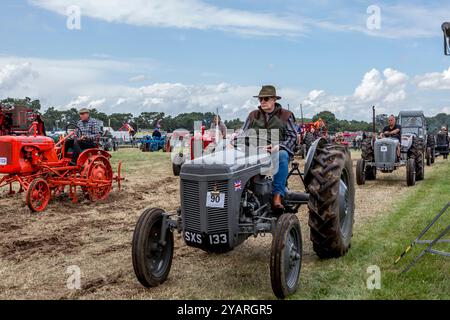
top-left (253, 85), bottom-right (281, 100)
top-left (79, 108), bottom-right (90, 114)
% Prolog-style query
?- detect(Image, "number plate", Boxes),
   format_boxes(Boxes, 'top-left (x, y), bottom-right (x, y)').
top-left (184, 231), bottom-right (229, 246)
top-left (206, 192), bottom-right (225, 208)
top-left (0, 157), bottom-right (7, 165)
top-left (208, 233), bottom-right (228, 245)
top-left (380, 146), bottom-right (388, 152)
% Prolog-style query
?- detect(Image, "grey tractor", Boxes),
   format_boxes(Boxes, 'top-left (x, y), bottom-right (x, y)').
top-left (434, 131), bottom-right (449, 160)
top-left (132, 137), bottom-right (355, 298)
top-left (357, 110), bottom-right (426, 187)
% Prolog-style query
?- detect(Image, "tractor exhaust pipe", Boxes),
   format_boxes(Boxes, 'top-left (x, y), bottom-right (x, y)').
top-left (442, 22), bottom-right (450, 56)
top-left (372, 105), bottom-right (376, 142)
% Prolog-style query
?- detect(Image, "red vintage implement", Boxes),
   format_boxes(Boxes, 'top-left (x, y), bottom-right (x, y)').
top-left (0, 122), bottom-right (123, 212)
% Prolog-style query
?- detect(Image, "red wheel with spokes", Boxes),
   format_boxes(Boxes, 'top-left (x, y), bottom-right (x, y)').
top-left (26, 178), bottom-right (51, 212)
top-left (84, 155), bottom-right (113, 201)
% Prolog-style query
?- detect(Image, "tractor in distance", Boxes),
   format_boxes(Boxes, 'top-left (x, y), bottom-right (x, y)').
top-left (357, 107), bottom-right (425, 187)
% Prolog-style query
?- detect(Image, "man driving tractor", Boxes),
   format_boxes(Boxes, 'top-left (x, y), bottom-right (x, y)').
top-left (380, 114), bottom-right (402, 158)
top-left (67, 108), bottom-right (101, 166)
top-left (237, 85), bottom-right (297, 211)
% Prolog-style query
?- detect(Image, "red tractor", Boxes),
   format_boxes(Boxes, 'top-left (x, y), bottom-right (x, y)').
top-left (171, 125), bottom-right (217, 176)
top-left (0, 122), bottom-right (123, 212)
top-left (299, 118), bottom-right (328, 156)
top-left (0, 103), bottom-right (35, 136)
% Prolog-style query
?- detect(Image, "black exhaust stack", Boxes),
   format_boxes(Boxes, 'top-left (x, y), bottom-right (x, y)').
top-left (442, 22), bottom-right (450, 56)
top-left (372, 106), bottom-right (376, 143)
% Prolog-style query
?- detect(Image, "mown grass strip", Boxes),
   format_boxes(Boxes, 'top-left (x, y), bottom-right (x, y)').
top-left (292, 160), bottom-right (450, 300)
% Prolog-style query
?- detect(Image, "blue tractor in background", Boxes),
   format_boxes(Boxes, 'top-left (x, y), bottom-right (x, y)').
top-left (140, 135), bottom-right (167, 152)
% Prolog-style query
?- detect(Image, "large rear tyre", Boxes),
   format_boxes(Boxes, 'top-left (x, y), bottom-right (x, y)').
top-left (303, 133), bottom-right (315, 155)
top-left (132, 208), bottom-right (174, 287)
top-left (26, 178), bottom-right (51, 212)
top-left (83, 155), bottom-right (113, 201)
top-left (270, 213), bottom-right (302, 299)
top-left (356, 159), bottom-right (366, 185)
top-left (361, 137), bottom-right (374, 162)
top-left (361, 137), bottom-right (376, 180)
top-left (305, 142), bottom-right (355, 258)
top-left (406, 158), bottom-right (416, 186)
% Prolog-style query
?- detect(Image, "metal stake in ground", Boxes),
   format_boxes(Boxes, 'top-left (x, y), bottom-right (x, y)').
top-left (394, 202), bottom-right (450, 273)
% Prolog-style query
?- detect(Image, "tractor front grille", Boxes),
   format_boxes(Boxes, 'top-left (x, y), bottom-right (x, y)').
top-left (207, 180), bottom-right (228, 233)
top-left (0, 141), bottom-right (12, 165)
top-left (182, 179), bottom-right (229, 234)
top-left (182, 180), bottom-right (201, 232)
top-left (375, 142), bottom-right (396, 164)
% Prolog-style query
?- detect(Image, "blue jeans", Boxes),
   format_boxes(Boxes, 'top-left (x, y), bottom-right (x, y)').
top-left (272, 150), bottom-right (289, 197)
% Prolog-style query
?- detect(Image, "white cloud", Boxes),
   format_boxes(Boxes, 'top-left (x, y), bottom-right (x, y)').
top-left (63, 95), bottom-right (90, 110)
top-left (0, 62), bottom-right (38, 91)
top-left (0, 55), bottom-right (153, 106)
top-left (308, 89), bottom-right (325, 101)
top-left (306, 3), bottom-right (450, 39)
top-left (1, 55), bottom-right (448, 122)
top-left (30, 0), bottom-right (304, 37)
top-left (415, 67), bottom-right (450, 90)
top-left (129, 75), bottom-right (149, 82)
top-left (29, 1), bottom-right (450, 39)
top-left (353, 68), bottom-right (408, 103)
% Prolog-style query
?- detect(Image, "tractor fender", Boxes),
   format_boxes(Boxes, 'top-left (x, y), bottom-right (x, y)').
top-left (77, 148), bottom-right (111, 166)
top-left (304, 137), bottom-right (328, 177)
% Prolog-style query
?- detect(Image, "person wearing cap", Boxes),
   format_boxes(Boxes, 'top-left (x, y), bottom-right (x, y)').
top-left (237, 85), bottom-right (297, 211)
top-left (67, 108), bottom-right (101, 166)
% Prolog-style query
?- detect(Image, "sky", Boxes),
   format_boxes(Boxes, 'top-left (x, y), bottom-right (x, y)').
top-left (0, 0), bottom-right (449, 122)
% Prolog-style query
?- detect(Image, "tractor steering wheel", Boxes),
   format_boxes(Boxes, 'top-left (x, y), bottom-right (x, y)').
top-left (233, 136), bottom-right (273, 153)
top-left (65, 123), bottom-right (82, 139)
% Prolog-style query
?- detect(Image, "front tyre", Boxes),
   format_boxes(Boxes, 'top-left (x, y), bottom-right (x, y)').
top-left (426, 147), bottom-right (431, 166)
top-left (406, 158), bottom-right (416, 186)
top-left (270, 214), bottom-right (302, 299)
top-left (172, 153), bottom-right (185, 176)
top-left (132, 208), bottom-right (174, 287)
top-left (305, 143), bottom-right (355, 258)
top-left (26, 178), bottom-right (51, 212)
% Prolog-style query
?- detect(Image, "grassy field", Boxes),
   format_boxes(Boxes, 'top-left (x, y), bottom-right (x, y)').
top-left (291, 158), bottom-right (450, 300)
